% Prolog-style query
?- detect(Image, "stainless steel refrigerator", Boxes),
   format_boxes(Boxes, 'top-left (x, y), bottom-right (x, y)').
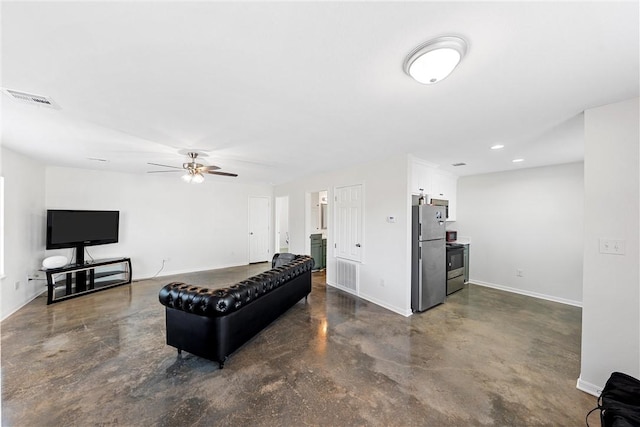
top-left (412, 204), bottom-right (447, 312)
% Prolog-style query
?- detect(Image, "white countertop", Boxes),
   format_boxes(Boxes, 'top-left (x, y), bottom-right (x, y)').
top-left (452, 236), bottom-right (471, 244)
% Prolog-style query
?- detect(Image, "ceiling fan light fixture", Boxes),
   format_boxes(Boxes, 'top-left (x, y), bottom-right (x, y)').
top-left (147, 151), bottom-right (237, 182)
top-left (192, 172), bottom-right (205, 184)
top-left (404, 36), bottom-right (467, 85)
top-left (182, 172), bottom-right (193, 183)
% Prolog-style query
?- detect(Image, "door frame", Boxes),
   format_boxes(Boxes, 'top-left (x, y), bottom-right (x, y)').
top-left (248, 196), bottom-right (271, 263)
top-left (333, 182), bottom-right (365, 264)
top-left (304, 189), bottom-right (329, 257)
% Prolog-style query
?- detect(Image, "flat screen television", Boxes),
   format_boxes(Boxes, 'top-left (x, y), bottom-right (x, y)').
top-left (46, 210), bottom-right (120, 251)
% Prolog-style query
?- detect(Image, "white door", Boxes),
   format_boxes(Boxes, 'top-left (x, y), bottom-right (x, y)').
top-left (249, 196), bottom-right (270, 263)
top-left (334, 184), bottom-right (363, 262)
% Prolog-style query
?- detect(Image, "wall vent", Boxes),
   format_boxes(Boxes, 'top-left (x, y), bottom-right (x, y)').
top-left (2, 88), bottom-right (60, 109)
top-left (336, 258), bottom-right (358, 292)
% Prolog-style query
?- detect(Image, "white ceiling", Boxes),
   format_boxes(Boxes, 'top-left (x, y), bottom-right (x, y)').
top-left (1, 1), bottom-right (638, 185)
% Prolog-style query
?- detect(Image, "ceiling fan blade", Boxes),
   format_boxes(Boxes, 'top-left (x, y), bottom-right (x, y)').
top-left (147, 162), bottom-right (183, 170)
top-left (207, 170), bottom-right (238, 177)
top-left (199, 165), bottom-right (221, 172)
top-left (147, 170), bottom-right (183, 173)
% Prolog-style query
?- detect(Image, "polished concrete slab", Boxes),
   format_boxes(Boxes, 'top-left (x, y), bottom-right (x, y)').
top-left (2, 264), bottom-right (595, 426)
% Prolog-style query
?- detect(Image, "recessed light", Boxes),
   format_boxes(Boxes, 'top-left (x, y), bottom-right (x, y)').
top-left (452, 162), bottom-right (467, 167)
top-left (512, 158), bottom-right (524, 163)
top-left (404, 36), bottom-right (468, 85)
top-left (491, 144), bottom-right (504, 150)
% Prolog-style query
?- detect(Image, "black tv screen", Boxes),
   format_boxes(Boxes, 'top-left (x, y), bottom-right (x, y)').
top-left (46, 210), bottom-right (119, 249)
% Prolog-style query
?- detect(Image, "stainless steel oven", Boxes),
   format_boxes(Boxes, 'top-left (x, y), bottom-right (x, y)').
top-left (446, 244), bottom-right (464, 295)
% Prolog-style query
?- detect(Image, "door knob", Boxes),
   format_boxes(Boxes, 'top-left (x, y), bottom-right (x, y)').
top-left (355, 243), bottom-right (361, 247)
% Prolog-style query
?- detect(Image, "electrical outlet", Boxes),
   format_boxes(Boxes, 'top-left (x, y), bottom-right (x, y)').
top-left (27, 271), bottom-right (42, 281)
top-left (516, 269), bottom-right (524, 277)
top-left (14, 281), bottom-right (20, 290)
top-left (379, 279), bottom-right (385, 287)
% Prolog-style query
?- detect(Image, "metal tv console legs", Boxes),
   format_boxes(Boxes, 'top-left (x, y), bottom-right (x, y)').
top-left (44, 257), bottom-right (132, 304)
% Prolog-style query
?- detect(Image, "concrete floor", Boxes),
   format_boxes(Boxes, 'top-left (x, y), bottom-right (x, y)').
top-left (2, 264), bottom-right (596, 426)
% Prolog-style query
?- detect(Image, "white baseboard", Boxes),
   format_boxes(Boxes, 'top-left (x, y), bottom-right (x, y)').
top-left (1, 287), bottom-right (47, 322)
top-left (470, 280), bottom-right (582, 307)
top-left (134, 262), bottom-right (255, 281)
top-left (326, 280), bottom-right (357, 296)
top-left (326, 280), bottom-right (412, 317)
top-left (358, 292), bottom-right (413, 317)
top-left (577, 375), bottom-right (603, 397)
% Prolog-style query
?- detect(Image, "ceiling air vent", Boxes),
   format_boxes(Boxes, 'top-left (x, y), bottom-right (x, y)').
top-left (2, 88), bottom-right (60, 109)
top-left (452, 162), bottom-right (467, 167)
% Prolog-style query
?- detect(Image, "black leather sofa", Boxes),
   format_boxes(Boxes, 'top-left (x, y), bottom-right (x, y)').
top-left (158, 254), bottom-right (314, 368)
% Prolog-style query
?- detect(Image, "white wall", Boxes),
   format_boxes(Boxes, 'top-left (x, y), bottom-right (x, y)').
top-left (275, 196), bottom-right (289, 251)
top-left (45, 166), bottom-right (273, 279)
top-left (579, 97), bottom-right (640, 395)
top-left (456, 162), bottom-right (585, 305)
top-left (1, 148), bottom-right (46, 320)
top-left (276, 153), bottom-right (412, 316)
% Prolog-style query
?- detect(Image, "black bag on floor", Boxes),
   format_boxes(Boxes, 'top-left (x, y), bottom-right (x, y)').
top-left (586, 372), bottom-right (640, 427)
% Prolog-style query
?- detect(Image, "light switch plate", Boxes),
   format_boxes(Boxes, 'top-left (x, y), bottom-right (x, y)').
top-left (599, 238), bottom-right (626, 255)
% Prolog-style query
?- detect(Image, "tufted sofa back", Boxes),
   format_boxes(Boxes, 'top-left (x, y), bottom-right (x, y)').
top-left (158, 254), bottom-right (314, 317)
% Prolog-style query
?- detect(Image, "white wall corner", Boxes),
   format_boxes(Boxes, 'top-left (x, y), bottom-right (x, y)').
top-left (576, 375), bottom-right (603, 397)
top-left (357, 288), bottom-right (413, 317)
top-left (581, 97), bottom-right (640, 390)
top-left (326, 281), bottom-right (413, 317)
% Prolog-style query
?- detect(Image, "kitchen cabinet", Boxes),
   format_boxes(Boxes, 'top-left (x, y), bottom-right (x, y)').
top-left (463, 244), bottom-right (470, 283)
top-left (411, 160), bottom-right (432, 195)
top-left (410, 158), bottom-right (458, 221)
top-left (436, 171), bottom-right (458, 221)
top-left (310, 233), bottom-right (326, 270)
top-left (322, 238), bottom-right (327, 268)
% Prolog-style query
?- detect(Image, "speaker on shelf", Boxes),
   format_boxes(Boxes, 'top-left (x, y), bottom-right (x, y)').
top-left (42, 255), bottom-right (68, 269)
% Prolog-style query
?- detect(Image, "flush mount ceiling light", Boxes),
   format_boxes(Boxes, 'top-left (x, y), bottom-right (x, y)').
top-left (404, 36), bottom-right (468, 84)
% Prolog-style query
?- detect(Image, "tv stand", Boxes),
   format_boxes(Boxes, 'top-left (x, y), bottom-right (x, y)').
top-left (44, 257), bottom-right (132, 304)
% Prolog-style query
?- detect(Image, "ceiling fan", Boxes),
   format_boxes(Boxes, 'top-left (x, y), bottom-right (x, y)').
top-left (147, 152), bottom-right (238, 183)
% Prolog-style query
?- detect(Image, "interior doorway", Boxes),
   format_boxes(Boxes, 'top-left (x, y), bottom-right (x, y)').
top-left (275, 196), bottom-right (289, 253)
top-left (248, 196), bottom-right (270, 263)
top-left (307, 190), bottom-right (328, 270)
